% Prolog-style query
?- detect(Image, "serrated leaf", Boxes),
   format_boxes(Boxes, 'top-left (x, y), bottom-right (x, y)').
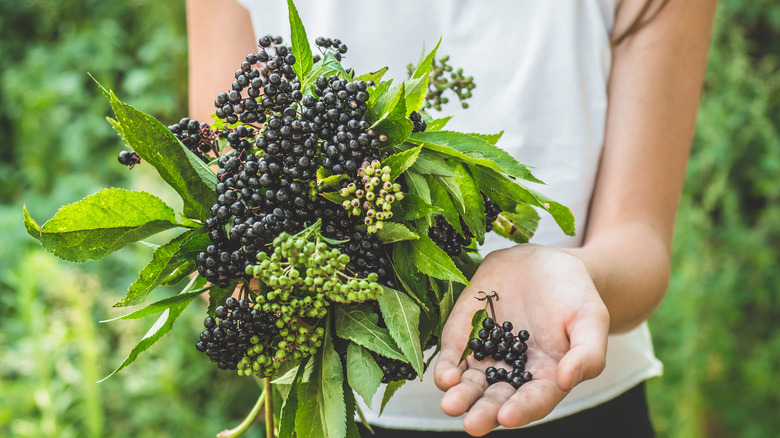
top-left (382, 145), bottom-right (421, 180)
top-left (469, 131), bottom-right (504, 145)
top-left (102, 283), bottom-right (207, 322)
top-left (375, 222), bottom-right (419, 244)
top-left (492, 204), bottom-right (540, 244)
top-left (380, 380), bottom-right (406, 415)
top-left (279, 357), bottom-right (308, 438)
top-left (428, 176), bottom-right (463, 236)
top-left (409, 130), bottom-right (542, 184)
top-left (404, 38), bottom-right (440, 115)
top-left (459, 307), bottom-right (489, 365)
top-left (391, 243), bottom-right (429, 304)
top-left (404, 170), bottom-right (431, 204)
top-left (22, 205), bottom-right (40, 238)
top-left (354, 67), bottom-right (388, 84)
top-left (435, 175), bottom-right (465, 214)
top-left (372, 83), bottom-right (413, 147)
top-left (334, 305), bottom-right (407, 362)
top-left (344, 379), bottom-right (361, 438)
top-left (367, 80), bottom-right (393, 114)
top-left (316, 167), bottom-right (350, 188)
top-left (437, 281), bottom-right (455, 336)
top-left (410, 150), bottom-right (460, 177)
top-left (115, 229), bottom-right (201, 307)
top-left (108, 91), bottom-right (217, 221)
top-left (287, 0), bottom-right (313, 79)
top-left (377, 287), bottom-right (424, 377)
top-left (27, 188), bottom-right (184, 263)
top-left (453, 163), bottom-right (486, 244)
top-left (426, 116), bottom-right (452, 131)
top-left (320, 191), bottom-right (350, 206)
top-left (347, 343), bottom-right (383, 409)
top-left (470, 165), bottom-right (575, 236)
top-left (296, 318), bottom-right (346, 438)
top-left (158, 260), bottom-right (196, 286)
top-left (398, 192), bottom-right (441, 221)
top-left (410, 235), bottom-right (470, 285)
top-left (99, 297), bottom-right (194, 382)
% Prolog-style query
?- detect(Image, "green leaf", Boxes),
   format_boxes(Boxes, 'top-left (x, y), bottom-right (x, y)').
top-left (408, 130), bottom-right (542, 184)
top-left (354, 67), bottom-right (388, 84)
top-left (459, 307), bottom-right (488, 364)
top-left (382, 145), bottom-right (422, 180)
top-left (404, 170), bottom-right (431, 204)
top-left (398, 192), bottom-right (441, 221)
top-left (208, 283), bottom-right (236, 317)
top-left (453, 163), bottom-right (486, 244)
top-left (287, 0), bottom-right (313, 79)
top-left (296, 318), bottom-right (346, 438)
top-left (334, 305), bottom-right (407, 362)
top-left (493, 204), bottom-right (541, 244)
top-left (22, 205), bottom-right (40, 238)
top-left (409, 150), bottom-right (460, 177)
top-left (470, 165), bottom-right (575, 236)
top-left (27, 188), bottom-right (183, 263)
top-left (347, 343), bottom-right (383, 409)
top-left (320, 191), bottom-right (350, 206)
top-left (99, 297), bottom-right (193, 382)
top-left (344, 379), bottom-right (361, 438)
top-left (437, 281), bottom-right (455, 336)
top-left (426, 116), bottom-right (452, 131)
top-left (367, 80), bottom-right (393, 115)
top-left (375, 221), bottom-right (419, 244)
top-left (469, 131), bottom-right (504, 145)
top-left (380, 380), bottom-right (406, 415)
top-left (279, 358), bottom-right (308, 438)
top-left (372, 83), bottom-right (414, 147)
top-left (435, 175), bottom-right (466, 214)
top-left (316, 167), bottom-right (350, 188)
top-left (301, 52), bottom-right (350, 95)
top-left (410, 235), bottom-right (470, 285)
top-left (108, 91), bottom-right (217, 221)
top-left (404, 38), bottom-right (440, 115)
top-left (428, 176), bottom-right (463, 236)
top-left (102, 284), bottom-right (207, 322)
top-left (158, 260), bottom-right (196, 286)
top-left (391, 243), bottom-right (430, 304)
top-left (377, 287), bottom-right (424, 377)
top-left (115, 229), bottom-right (201, 307)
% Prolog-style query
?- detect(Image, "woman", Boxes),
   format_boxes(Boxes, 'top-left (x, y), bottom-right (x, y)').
top-left (187, 0), bottom-right (716, 435)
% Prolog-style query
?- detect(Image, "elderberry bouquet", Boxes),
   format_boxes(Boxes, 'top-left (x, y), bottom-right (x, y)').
top-left (23, 1), bottom-right (574, 436)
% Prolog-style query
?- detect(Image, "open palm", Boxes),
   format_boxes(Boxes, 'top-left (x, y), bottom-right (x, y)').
top-left (434, 244), bottom-right (610, 437)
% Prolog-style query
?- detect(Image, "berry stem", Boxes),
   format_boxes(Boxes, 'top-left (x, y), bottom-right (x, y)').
top-left (264, 377), bottom-right (275, 438)
top-left (216, 386), bottom-right (266, 438)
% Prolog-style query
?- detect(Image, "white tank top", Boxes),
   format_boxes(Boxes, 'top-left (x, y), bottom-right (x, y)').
top-left (237, 0), bottom-right (663, 430)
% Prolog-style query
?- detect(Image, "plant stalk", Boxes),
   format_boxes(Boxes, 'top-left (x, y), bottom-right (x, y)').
top-left (264, 377), bottom-right (275, 438)
top-left (216, 386), bottom-right (265, 438)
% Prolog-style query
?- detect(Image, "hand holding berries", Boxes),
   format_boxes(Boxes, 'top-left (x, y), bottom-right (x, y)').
top-left (433, 245), bottom-right (610, 435)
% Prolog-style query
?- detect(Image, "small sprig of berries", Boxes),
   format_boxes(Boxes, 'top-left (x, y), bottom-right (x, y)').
top-left (168, 117), bottom-right (218, 163)
top-left (313, 36), bottom-right (348, 63)
top-left (468, 291), bottom-right (533, 389)
top-left (117, 150), bottom-right (141, 168)
top-left (339, 160), bottom-right (404, 233)
top-left (407, 54), bottom-right (476, 111)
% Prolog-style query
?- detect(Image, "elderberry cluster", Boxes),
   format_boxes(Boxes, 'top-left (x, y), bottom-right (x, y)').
top-left (375, 354), bottom-right (418, 383)
top-left (428, 196), bottom-right (503, 257)
top-left (339, 230), bottom-right (394, 288)
top-left (308, 76), bottom-right (380, 175)
top-left (409, 111), bottom-right (427, 133)
top-left (468, 317), bottom-right (532, 389)
top-left (195, 296), bottom-right (279, 371)
top-left (168, 117), bottom-right (217, 163)
top-left (314, 36), bottom-right (348, 62)
top-left (340, 160), bottom-right (405, 233)
top-left (238, 325), bottom-right (325, 378)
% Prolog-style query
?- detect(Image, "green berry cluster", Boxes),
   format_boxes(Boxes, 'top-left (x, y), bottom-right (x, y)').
top-left (408, 54), bottom-right (475, 111)
top-left (236, 325), bottom-right (326, 377)
top-left (340, 160), bottom-right (405, 233)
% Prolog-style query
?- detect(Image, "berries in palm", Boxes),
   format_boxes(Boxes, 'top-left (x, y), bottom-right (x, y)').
top-left (469, 315), bottom-right (533, 389)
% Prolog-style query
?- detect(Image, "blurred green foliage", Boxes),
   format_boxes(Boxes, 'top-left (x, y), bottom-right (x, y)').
top-left (0, 1), bottom-right (262, 437)
top-left (647, 1), bottom-right (780, 438)
top-left (1, 0), bottom-right (779, 437)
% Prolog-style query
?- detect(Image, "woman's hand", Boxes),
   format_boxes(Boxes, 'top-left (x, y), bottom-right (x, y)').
top-left (433, 244), bottom-right (609, 436)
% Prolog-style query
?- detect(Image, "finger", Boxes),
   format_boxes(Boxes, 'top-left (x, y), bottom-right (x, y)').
top-left (434, 293), bottom-right (482, 391)
top-left (556, 302), bottom-right (609, 391)
top-left (496, 378), bottom-right (567, 429)
top-left (462, 382), bottom-right (516, 437)
top-left (440, 368), bottom-right (489, 417)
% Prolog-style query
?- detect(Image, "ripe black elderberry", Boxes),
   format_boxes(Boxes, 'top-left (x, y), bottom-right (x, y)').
top-left (167, 117), bottom-right (217, 163)
top-left (375, 354), bottom-right (418, 383)
top-left (117, 150), bottom-right (141, 168)
top-left (470, 316), bottom-right (532, 389)
top-left (428, 195), bottom-right (504, 257)
top-left (195, 295), bottom-right (279, 371)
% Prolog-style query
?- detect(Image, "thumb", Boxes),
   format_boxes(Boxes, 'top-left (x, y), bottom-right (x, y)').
top-left (556, 302), bottom-right (609, 391)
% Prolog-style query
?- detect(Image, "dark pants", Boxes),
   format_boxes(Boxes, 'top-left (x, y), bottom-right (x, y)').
top-left (358, 383), bottom-right (654, 438)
